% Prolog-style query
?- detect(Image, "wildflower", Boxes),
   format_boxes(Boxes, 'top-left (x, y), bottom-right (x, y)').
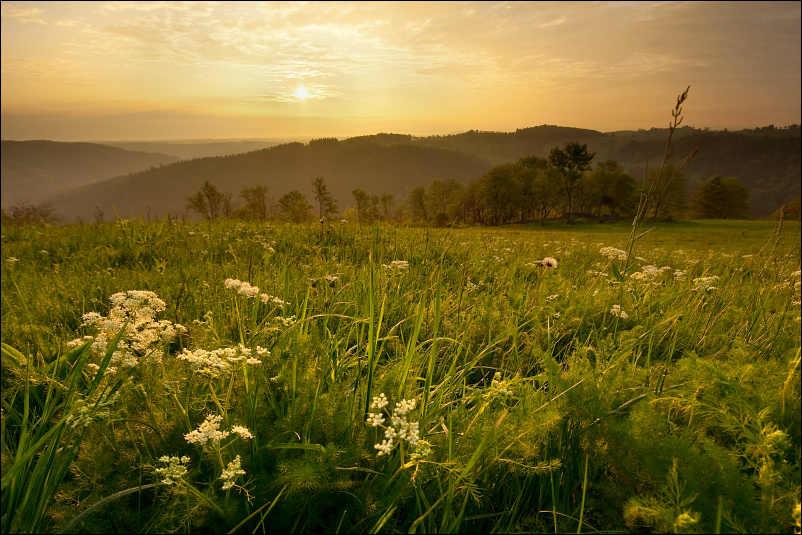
top-left (674, 512), bottom-right (698, 531)
top-left (219, 455), bottom-right (246, 490)
top-left (692, 276), bottom-right (719, 292)
top-left (184, 414), bottom-right (230, 448)
top-left (369, 394), bottom-right (430, 459)
top-left (6, 257), bottom-right (18, 263)
top-left (485, 372), bottom-right (514, 401)
top-left (382, 260), bottom-right (410, 270)
top-left (600, 247), bottom-right (627, 261)
top-left (610, 304), bottom-right (629, 320)
top-left (540, 257), bottom-right (558, 268)
top-left (370, 393), bottom-right (389, 410)
top-left (155, 456), bottom-right (190, 485)
top-left (231, 425), bottom-right (254, 440)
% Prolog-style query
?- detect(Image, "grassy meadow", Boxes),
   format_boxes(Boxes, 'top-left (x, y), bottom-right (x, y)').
top-left (1, 217), bottom-right (800, 533)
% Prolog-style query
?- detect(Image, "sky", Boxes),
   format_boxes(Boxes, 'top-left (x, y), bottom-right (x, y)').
top-left (1, 1), bottom-right (800, 141)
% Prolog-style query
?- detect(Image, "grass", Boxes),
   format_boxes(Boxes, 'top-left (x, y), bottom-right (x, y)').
top-left (1, 217), bottom-right (800, 534)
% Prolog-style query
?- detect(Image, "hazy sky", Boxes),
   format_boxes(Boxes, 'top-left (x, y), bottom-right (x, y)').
top-left (2, 1), bottom-right (800, 141)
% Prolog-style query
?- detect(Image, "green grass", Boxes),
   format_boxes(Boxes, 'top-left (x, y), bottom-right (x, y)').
top-left (1, 218), bottom-right (800, 534)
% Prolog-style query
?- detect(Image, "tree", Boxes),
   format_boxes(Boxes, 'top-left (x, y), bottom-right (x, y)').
top-left (516, 165), bottom-right (562, 223)
top-left (548, 142), bottom-right (595, 220)
top-left (277, 190), bottom-right (313, 223)
top-left (311, 176), bottom-right (338, 220)
top-left (351, 189), bottom-right (379, 224)
top-left (186, 181), bottom-right (225, 220)
top-left (1, 202), bottom-right (61, 226)
top-left (239, 185), bottom-right (275, 221)
top-left (426, 178), bottom-right (463, 226)
top-left (644, 163), bottom-right (687, 220)
top-left (584, 160), bottom-right (638, 218)
top-left (479, 164), bottom-right (519, 225)
top-left (379, 193), bottom-right (395, 222)
top-left (405, 187), bottom-right (428, 225)
top-left (690, 175), bottom-right (749, 219)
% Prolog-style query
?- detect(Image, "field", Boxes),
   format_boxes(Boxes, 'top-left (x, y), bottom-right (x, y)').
top-left (1, 217), bottom-right (800, 534)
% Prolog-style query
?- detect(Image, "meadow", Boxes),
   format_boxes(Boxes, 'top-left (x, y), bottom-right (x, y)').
top-left (1, 217), bottom-right (800, 534)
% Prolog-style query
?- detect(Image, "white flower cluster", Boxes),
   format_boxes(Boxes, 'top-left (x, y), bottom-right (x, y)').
top-left (630, 265), bottom-right (671, 282)
top-left (600, 247), bottom-right (628, 261)
top-left (367, 393), bottom-right (431, 460)
top-left (155, 455), bottom-right (190, 485)
top-left (382, 260), bottom-right (410, 271)
top-left (69, 291), bottom-right (187, 372)
top-left (219, 455), bottom-right (246, 490)
top-left (231, 425), bottom-right (254, 439)
top-left (176, 344), bottom-right (268, 377)
top-left (184, 414), bottom-right (253, 451)
top-left (225, 278), bottom-right (291, 307)
top-left (484, 372), bottom-right (514, 401)
top-left (692, 276), bottom-right (719, 292)
top-left (66, 391), bottom-right (120, 429)
top-left (610, 304), bottom-right (629, 320)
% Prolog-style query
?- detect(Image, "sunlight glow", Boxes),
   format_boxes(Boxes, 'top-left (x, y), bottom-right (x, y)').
top-left (294, 87), bottom-right (309, 101)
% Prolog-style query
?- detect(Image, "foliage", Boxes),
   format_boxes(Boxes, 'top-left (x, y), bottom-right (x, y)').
top-left (311, 177), bottom-right (339, 221)
top-left (277, 190), bottom-right (313, 223)
top-left (239, 184), bottom-right (276, 221)
top-left (548, 141), bottom-right (596, 218)
top-left (690, 175), bottom-right (750, 219)
top-left (186, 181), bottom-right (227, 220)
top-left (1, 202), bottom-right (61, 226)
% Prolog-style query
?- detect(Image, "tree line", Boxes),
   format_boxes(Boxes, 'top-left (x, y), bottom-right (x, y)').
top-left (184, 141), bottom-right (766, 225)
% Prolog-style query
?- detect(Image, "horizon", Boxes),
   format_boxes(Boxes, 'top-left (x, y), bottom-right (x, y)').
top-left (4, 122), bottom-right (799, 146)
top-left (2, 1), bottom-right (800, 141)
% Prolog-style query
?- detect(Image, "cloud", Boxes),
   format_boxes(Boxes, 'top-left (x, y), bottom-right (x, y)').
top-left (1, 3), bottom-right (46, 24)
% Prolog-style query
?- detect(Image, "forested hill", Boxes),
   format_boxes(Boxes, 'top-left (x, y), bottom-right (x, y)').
top-left (1, 140), bottom-right (179, 209)
top-left (41, 124), bottom-right (801, 221)
top-left (46, 139), bottom-right (491, 222)
top-left (400, 125), bottom-right (801, 217)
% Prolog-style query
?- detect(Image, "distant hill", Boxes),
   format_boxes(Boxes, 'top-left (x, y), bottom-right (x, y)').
top-left (46, 138), bottom-right (491, 222)
top-left (1, 140), bottom-right (179, 209)
top-left (102, 140), bottom-right (285, 160)
top-left (32, 124), bottom-right (802, 221)
top-left (400, 125), bottom-right (800, 217)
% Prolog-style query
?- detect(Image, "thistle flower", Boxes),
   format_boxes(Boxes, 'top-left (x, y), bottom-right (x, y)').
top-left (540, 257), bottom-right (558, 268)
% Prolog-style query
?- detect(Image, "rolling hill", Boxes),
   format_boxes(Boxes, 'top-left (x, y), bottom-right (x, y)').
top-left (26, 124), bottom-right (802, 222)
top-left (1, 140), bottom-right (179, 210)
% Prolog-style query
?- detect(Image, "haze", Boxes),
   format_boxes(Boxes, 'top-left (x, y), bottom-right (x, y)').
top-left (2, 1), bottom-right (800, 141)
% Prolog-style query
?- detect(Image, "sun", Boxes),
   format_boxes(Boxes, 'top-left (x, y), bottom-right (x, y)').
top-left (294, 86), bottom-right (309, 101)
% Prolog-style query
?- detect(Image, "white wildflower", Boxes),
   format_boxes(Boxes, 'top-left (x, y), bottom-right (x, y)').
top-left (184, 414), bottom-right (230, 448)
top-left (155, 456), bottom-right (190, 486)
top-left (693, 276), bottom-right (719, 292)
top-left (231, 425), bottom-right (254, 440)
top-left (610, 304), bottom-right (629, 320)
top-left (600, 247), bottom-right (627, 261)
top-left (219, 455), bottom-right (246, 490)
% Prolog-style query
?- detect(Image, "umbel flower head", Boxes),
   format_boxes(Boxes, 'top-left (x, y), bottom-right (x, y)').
top-left (367, 393), bottom-right (431, 460)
